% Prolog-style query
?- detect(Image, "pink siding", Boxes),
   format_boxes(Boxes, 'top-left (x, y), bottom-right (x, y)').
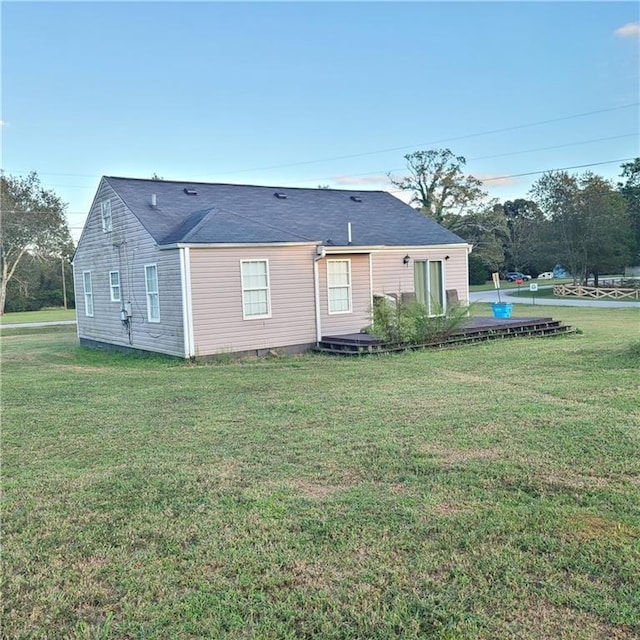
top-left (318, 254), bottom-right (372, 336)
top-left (371, 248), bottom-right (469, 305)
top-left (189, 246), bottom-right (318, 355)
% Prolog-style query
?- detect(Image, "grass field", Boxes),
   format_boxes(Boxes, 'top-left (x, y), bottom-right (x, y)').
top-left (2, 306), bottom-right (639, 639)
top-left (0, 308), bottom-right (77, 324)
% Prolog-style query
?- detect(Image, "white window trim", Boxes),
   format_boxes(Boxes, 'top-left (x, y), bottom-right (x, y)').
top-left (327, 259), bottom-right (352, 314)
top-left (109, 270), bottom-right (121, 302)
top-left (240, 259), bottom-right (271, 320)
top-left (82, 271), bottom-right (94, 317)
top-left (101, 200), bottom-right (112, 233)
top-left (145, 264), bottom-right (160, 323)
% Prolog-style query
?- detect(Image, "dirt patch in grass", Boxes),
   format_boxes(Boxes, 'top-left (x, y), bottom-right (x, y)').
top-left (53, 364), bottom-right (106, 373)
top-left (288, 478), bottom-right (359, 499)
top-left (503, 598), bottom-right (634, 639)
top-left (421, 445), bottom-right (502, 467)
top-left (562, 514), bottom-right (638, 543)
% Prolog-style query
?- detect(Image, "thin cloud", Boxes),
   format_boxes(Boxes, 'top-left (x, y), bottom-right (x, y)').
top-left (615, 22), bottom-right (640, 38)
top-left (332, 175), bottom-right (390, 186)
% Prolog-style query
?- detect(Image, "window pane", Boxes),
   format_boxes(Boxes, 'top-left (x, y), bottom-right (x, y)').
top-left (242, 261), bottom-right (267, 289)
top-left (148, 293), bottom-right (160, 321)
top-left (244, 289), bottom-right (268, 316)
top-left (329, 286), bottom-right (350, 312)
top-left (328, 260), bottom-right (349, 287)
top-left (145, 266), bottom-right (158, 293)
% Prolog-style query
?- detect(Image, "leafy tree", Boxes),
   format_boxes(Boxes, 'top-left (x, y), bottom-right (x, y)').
top-left (0, 172), bottom-right (73, 314)
top-left (530, 171), bottom-right (632, 284)
top-left (444, 201), bottom-right (508, 273)
top-left (618, 158), bottom-right (640, 265)
top-left (389, 148), bottom-right (487, 223)
top-left (4, 254), bottom-right (74, 312)
top-left (500, 199), bottom-right (545, 272)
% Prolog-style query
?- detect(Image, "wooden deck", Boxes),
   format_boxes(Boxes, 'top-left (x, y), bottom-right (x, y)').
top-left (316, 316), bottom-right (575, 355)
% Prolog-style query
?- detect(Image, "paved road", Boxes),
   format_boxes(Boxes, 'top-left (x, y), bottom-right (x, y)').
top-left (470, 286), bottom-right (639, 309)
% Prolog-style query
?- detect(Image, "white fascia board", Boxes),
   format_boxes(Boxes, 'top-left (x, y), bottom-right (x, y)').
top-left (160, 241), bottom-right (322, 251)
top-left (324, 243), bottom-right (471, 254)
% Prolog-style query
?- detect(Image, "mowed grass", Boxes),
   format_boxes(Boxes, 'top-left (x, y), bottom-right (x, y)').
top-left (0, 307), bottom-right (77, 324)
top-left (2, 306), bottom-right (639, 639)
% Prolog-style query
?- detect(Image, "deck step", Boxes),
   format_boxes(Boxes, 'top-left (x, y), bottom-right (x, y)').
top-left (315, 319), bottom-right (575, 355)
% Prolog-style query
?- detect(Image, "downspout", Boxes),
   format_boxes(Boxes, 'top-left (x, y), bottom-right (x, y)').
top-left (368, 253), bottom-right (374, 327)
top-left (313, 245), bottom-right (325, 344)
top-left (180, 247), bottom-right (195, 358)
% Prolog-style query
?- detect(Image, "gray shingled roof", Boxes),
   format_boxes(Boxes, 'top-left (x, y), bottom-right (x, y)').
top-left (104, 176), bottom-right (467, 247)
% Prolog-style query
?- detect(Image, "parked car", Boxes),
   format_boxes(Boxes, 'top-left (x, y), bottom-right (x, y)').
top-left (505, 271), bottom-right (532, 282)
top-left (537, 272), bottom-right (554, 279)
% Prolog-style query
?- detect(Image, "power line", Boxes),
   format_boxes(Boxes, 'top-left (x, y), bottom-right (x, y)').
top-left (3, 102), bottom-right (638, 182)
top-left (385, 158), bottom-right (636, 195)
top-left (300, 132), bottom-right (639, 185)
top-left (193, 102), bottom-right (640, 177)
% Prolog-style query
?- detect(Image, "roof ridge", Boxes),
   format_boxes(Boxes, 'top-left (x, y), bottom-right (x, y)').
top-left (104, 175), bottom-right (388, 194)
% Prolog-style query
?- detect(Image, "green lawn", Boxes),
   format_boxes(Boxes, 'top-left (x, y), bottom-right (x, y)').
top-left (0, 307), bottom-right (77, 324)
top-left (2, 307), bottom-right (639, 639)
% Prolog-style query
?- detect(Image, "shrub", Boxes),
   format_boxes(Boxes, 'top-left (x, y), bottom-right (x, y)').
top-left (365, 295), bottom-right (471, 345)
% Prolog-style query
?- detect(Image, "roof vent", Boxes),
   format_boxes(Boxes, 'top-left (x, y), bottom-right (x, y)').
top-left (350, 195), bottom-right (362, 202)
top-left (274, 192), bottom-right (287, 199)
top-left (183, 188), bottom-right (198, 196)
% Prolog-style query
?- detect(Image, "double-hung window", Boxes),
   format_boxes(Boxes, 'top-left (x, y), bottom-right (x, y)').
top-left (101, 200), bottom-right (112, 232)
top-left (83, 271), bottom-right (94, 317)
top-left (241, 260), bottom-right (271, 319)
top-left (327, 259), bottom-right (352, 313)
top-left (145, 264), bottom-right (160, 322)
top-left (109, 271), bottom-right (121, 302)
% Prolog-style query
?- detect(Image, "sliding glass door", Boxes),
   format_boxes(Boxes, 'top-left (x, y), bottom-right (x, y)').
top-left (414, 260), bottom-right (445, 316)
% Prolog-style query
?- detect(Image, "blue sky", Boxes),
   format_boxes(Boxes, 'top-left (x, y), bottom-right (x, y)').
top-left (2, 1), bottom-right (639, 241)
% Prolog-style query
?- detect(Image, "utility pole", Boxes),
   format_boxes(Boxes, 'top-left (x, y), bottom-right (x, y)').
top-left (61, 256), bottom-right (67, 310)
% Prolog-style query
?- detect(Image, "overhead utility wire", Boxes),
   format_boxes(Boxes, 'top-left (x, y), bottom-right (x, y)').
top-left (385, 158), bottom-right (637, 195)
top-left (10, 156), bottom-right (638, 222)
top-left (11, 131), bottom-right (640, 192)
top-left (194, 102), bottom-right (640, 177)
top-left (301, 132), bottom-right (639, 185)
top-left (3, 102), bottom-right (638, 182)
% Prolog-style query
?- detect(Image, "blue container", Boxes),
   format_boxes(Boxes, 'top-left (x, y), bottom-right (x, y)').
top-left (491, 302), bottom-right (513, 319)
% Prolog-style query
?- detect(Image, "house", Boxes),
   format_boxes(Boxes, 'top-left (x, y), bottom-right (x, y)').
top-left (72, 177), bottom-right (471, 358)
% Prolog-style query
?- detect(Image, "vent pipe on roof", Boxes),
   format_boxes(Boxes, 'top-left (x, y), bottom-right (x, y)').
top-left (347, 222), bottom-right (352, 245)
top-left (151, 194), bottom-right (157, 208)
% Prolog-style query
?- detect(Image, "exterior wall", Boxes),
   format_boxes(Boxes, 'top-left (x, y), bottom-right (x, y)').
top-left (318, 253), bottom-right (372, 336)
top-left (189, 245), bottom-right (318, 356)
top-left (371, 247), bottom-right (469, 307)
top-left (72, 180), bottom-right (185, 357)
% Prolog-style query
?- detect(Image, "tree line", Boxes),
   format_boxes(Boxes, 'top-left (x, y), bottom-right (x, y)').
top-left (1, 155), bottom-right (639, 313)
top-left (390, 150), bottom-right (639, 285)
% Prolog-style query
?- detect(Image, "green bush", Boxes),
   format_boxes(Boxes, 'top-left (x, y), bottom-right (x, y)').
top-left (365, 296), bottom-right (471, 345)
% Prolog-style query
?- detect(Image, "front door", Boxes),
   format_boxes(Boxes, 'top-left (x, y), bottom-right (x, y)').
top-left (414, 260), bottom-right (445, 316)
